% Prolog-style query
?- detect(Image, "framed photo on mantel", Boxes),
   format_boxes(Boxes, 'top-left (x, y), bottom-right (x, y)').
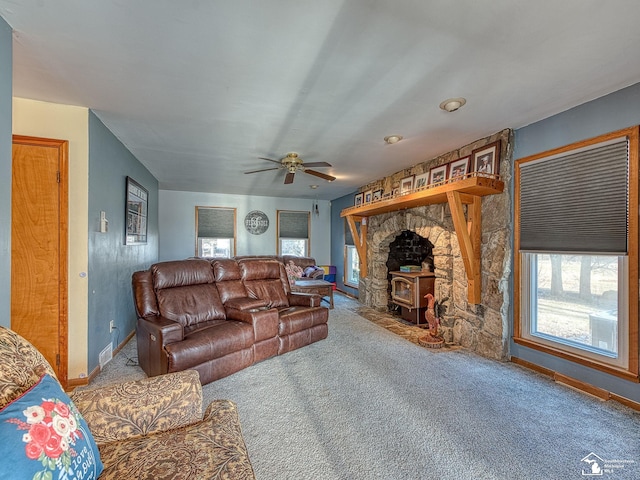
top-left (472, 140), bottom-right (501, 177)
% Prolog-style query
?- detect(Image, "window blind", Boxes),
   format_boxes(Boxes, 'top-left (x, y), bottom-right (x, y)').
top-left (345, 219), bottom-right (354, 246)
top-left (519, 138), bottom-right (628, 253)
top-left (278, 211), bottom-right (309, 238)
top-left (196, 207), bottom-right (235, 238)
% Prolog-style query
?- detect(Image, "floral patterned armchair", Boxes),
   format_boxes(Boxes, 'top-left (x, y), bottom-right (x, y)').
top-left (0, 326), bottom-right (255, 480)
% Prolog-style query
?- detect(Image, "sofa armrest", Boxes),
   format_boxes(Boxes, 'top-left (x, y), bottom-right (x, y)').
top-left (226, 306), bottom-right (279, 341)
top-left (224, 297), bottom-right (269, 311)
top-left (71, 370), bottom-right (203, 445)
top-left (288, 292), bottom-right (322, 307)
top-left (137, 316), bottom-right (184, 377)
top-left (138, 315), bottom-right (184, 345)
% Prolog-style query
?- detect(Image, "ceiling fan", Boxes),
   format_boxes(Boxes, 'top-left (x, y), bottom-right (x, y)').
top-left (244, 152), bottom-right (336, 184)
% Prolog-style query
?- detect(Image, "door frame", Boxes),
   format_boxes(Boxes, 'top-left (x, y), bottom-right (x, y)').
top-left (12, 135), bottom-right (69, 387)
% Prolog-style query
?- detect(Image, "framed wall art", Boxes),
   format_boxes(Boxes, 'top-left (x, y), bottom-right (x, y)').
top-left (472, 140), bottom-right (501, 176)
top-left (354, 192), bottom-right (364, 206)
top-left (400, 175), bottom-right (415, 194)
top-left (448, 156), bottom-right (470, 181)
top-left (364, 189), bottom-right (373, 203)
top-left (429, 164), bottom-right (448, 185)
top-left (373, 189), bottom-right (383, 201)
top-left (125, 176), bottom-right (148, 245)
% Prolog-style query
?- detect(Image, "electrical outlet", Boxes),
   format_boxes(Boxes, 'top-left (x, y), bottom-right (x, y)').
top-left (109, 320), bottom-right (115, 332)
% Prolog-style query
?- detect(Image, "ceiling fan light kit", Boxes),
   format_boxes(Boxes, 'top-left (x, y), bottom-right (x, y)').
top-left (245, 152), bottom-right (336, 185)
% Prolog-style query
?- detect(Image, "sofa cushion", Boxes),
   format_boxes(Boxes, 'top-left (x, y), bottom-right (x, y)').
top-left (240, 260), bottom-right (290, 308)
top-left (278, 306), bottom-right (329, 335)
top-left (152, 259), bottom-right (214, 289)
top-left (0, 374), bottom-right (103, 480)
top-left (166, 321), bottom-right (254, 371)
top-left (156, 284), bottom-right (226, 326)
top-left (212, 259), bottom-right (251, 303)
top-left (95, 400), bottom-right (254, 480)
top-left (71, 370), bottom-right (203, 445)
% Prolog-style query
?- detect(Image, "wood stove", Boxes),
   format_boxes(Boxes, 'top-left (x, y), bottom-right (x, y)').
top-left (390, 271), bottom-right (436, 324)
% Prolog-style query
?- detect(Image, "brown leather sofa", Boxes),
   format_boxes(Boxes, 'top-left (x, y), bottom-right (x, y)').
top-left (132, 258), bottom-right (329, 385)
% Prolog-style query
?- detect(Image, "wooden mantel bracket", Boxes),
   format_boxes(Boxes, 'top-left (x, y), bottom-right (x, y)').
top-left (345, 215), bottom-right (368, 278)
top-left (446, 191), bottom-right (482, 304)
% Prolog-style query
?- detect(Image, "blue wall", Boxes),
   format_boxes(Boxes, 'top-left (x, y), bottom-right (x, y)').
top-left (330, 192), bottom-right (359, 298)
top-left (512, 81), bottom-right (640, 402)
top-left (0, 17), bottom-right (11, 326)
top-left (87, 111), bottom-right (158, 371)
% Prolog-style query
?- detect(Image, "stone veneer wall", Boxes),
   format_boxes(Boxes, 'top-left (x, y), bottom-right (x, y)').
top-left (357, 129), bottom-right (512, 360)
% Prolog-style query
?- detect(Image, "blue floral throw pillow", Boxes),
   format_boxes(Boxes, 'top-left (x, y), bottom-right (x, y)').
top-left (0, 374), bottom-right (103, 480)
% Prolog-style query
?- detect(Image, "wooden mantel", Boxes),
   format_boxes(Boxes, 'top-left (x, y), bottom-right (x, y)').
top-left (340, 175), bottom-right (504, 304)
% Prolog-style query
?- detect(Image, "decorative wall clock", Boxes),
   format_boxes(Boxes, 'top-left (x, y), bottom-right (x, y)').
top-left (244, 210), bottom-right (269, 235)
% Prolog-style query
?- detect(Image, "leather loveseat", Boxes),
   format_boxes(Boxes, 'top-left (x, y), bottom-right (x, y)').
top-left (132, 257), bottom-right (329, 385)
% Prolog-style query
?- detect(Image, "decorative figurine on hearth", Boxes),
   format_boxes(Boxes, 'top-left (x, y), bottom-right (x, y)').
top-left (418, 293), bottom-right (445, 348)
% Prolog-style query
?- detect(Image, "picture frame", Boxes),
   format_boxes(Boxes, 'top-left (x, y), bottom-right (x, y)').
top-left (354, 192), bottom-right (364, 206)
top-left (364, 189), bottom-right (373, 203)
top-left (429, 164), bottom-right (448, 186)
top-left (448, 156), bottom-right (471, 181)
top-left (414, 172), bottom-right (429, 190)
top-left (400, 175), bottom-right (415, 195)
top-left (472, 140), bottom-right (501, 177)
top-left (125, 176), bottom-right (148, 245)
top-left (372, 189), bottom-right (383, 201)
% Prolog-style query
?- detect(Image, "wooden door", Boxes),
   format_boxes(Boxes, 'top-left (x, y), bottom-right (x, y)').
top-left (11, 135), bottom-right (68, 386)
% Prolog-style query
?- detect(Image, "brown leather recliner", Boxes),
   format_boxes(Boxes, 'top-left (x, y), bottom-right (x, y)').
top-left (237, 259), bottom-right (329, 354)
top-left (133, 258), bottom-right (329, 385)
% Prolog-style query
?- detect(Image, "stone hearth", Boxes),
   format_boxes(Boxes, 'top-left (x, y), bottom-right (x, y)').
top-left (354, 129), bottom-right (512, 360)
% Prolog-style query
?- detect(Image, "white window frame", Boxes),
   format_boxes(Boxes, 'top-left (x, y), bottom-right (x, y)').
top-left (197, 237), bottom-right (235, 258)
top-left (344, 244), bottom-right (360, 288)
top-left (520, 252), bottom-right (629, 370)
top-left (279, 237), bottom-right (309, 257)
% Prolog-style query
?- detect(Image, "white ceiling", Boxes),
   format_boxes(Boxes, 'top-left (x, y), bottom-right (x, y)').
top-left (2, 0), bottom-right (640, 200)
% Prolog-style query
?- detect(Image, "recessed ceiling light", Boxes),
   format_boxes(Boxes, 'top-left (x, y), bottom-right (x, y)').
top-left (310, 185), bottom-right (318, 189)
top-left (439, 97), bottom-right (466, 112)
top-left (384, 135), bottom-right (403, 144)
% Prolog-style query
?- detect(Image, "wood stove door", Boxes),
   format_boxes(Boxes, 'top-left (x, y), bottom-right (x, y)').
top-left (391, 276), bottom-right (414, 308)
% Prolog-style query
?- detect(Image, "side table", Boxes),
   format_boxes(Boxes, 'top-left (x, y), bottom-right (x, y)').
top-left (292, 279), bottom-right (334, 309)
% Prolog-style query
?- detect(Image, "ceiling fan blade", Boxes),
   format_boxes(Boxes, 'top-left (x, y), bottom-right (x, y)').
top-left (244, 167), bottom-right (280, 174)
top-left (301, 161), bottom-right (332, 168)
top-left (258, 157), bottom-right (282, 164)
top-left (284, 172), bottom-right (295, 184)
top-left (304, 169), bottom-right (336, 182)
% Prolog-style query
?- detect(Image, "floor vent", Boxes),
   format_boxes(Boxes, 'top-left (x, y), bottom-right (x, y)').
top-left (99, 343), bottom-right (113, 370)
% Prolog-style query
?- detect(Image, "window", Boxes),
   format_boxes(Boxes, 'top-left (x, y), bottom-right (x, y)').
top-left (521, 253), bottom-right (627, 368)
top-left (195, 207), bottom-right (236, 258)
top-left (345, 246), bottom-right (360, 287)
top-left (514, 127), bottom-right (638, 380)
top-left (344, 219), bottom-right (359, 287)
top-left (277, 210), bottom-right (309, 256)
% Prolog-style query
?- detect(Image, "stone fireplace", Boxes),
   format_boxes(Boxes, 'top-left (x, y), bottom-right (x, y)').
top-left (354, 129), bottom-right (512, 361)
top-left (385, 230), bottom-right (434, 310)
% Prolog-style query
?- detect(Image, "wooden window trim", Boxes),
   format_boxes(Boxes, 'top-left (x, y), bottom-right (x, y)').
top-left (513, 126), bottom-right (639, 382)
